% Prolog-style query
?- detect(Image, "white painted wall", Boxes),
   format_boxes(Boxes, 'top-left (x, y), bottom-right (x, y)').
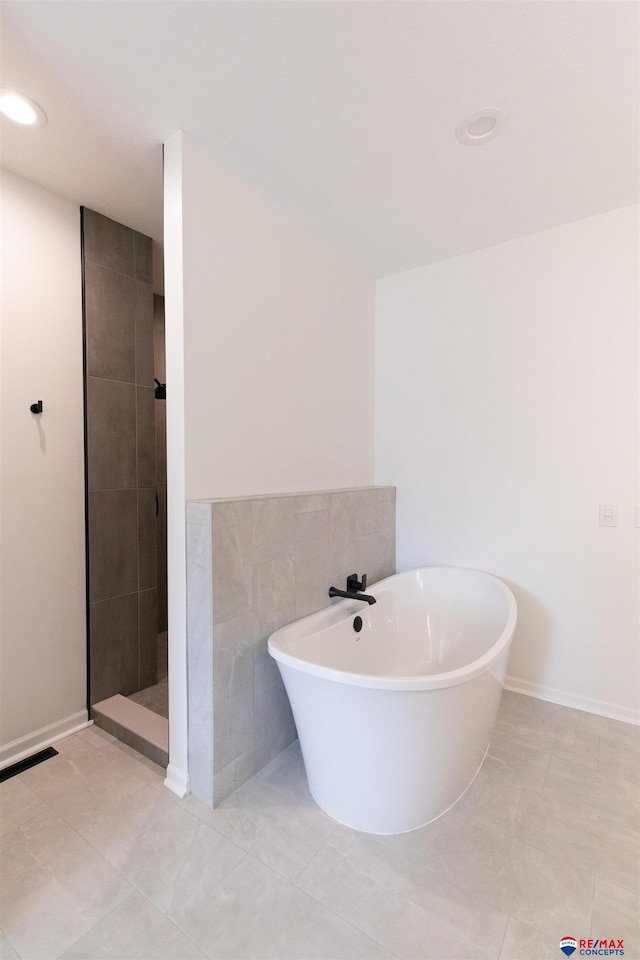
top-left (163, 130), bottom-right (375, 794)
top-left (376, 206), bottom-right (639, 723)
top-left (0, 170), bottom-right (87, 759)
top-left (178, 131), bottom-right (375, 500)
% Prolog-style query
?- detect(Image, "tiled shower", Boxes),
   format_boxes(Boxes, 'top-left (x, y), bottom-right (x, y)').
top-left (81, 209), bottom-right (167, 724)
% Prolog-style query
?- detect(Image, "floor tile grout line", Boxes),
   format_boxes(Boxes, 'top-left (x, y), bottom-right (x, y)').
top-left (75, 776), bottom-right (250, 874)
top-left (55, 868), bottom-right (212, 960)
top-left (518, 774), bottom-right (640, 839)
top-left (598, 729), bottom-right (640, 752)
top-left (124, 841), bottom-right (250, 917)
top-left (539, 782), bottom-right (640, 834)
top-left (497, 702), bottom-right (639, 747)
top-left (293, 831), bottom-right (512, 960)
top-left (50, 785), bottom-right (254, 954)
top-left (1, 809), bottom-right (136, 960)
top-left (510, 829), bottom-right (603, 890)
top-left (491, 724), bottom-right (615, 775)
top-left (11, 768), bottom-right (54, 800)
top-left (95, 883), bottom-right (212, 960)
top-left (0, 928), bottom-right (23, 960)
top-left (11, 770), bottom-right (173, 877)
top-left (9, 733), bottom-right (247, 894)
top-left (75, 725), bottom-right (117, 749)
top-left (287, 845), bottom-right (404, 960)
top-left (293, 844), bottom-right (407, 960)
top-left (52, 886), bottom-right (136, 960)
top-left (401, 837), bottom-right (520, 930)
top-left (546, 748), bottom-right (640, 787)
top-left (538, 747), bottom-right (552, 793)
top-left (495, 913), bottom-right (513, 960)
top-left (386, 798), bottom-right (602, 939)
top-left (184, 799), bottom-right (332, 887)
top-left (285, 816), bottom-right (342, 886)
top-left (145, 848), bottom-right (257, 948)
top-left (11, 750), bottom-right (127, 847)
top-left (473, 791), bottom-right (640, 901)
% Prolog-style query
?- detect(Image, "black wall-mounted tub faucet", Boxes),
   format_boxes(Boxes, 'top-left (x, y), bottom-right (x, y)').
top-left (328, 573), bottom-right (376, 605)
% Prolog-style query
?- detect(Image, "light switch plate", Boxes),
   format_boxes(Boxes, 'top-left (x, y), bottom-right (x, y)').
top-left (599, 504), bottom-right (617, 527)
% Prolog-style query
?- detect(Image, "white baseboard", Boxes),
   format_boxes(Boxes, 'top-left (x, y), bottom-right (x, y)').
top-left (0, 711), bottom-right (91, 770)
top-left (505, 675), bottom-right (640, 726)
top-left (164, 762), bottom-right (190, 798)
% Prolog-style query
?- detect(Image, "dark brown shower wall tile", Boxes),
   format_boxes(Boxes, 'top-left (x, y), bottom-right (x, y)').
top-left (138, 588), bottom-right (158, 690)
top-left (155, 403), bottom-right (167, 483)
top-left (136, 386), bottom-right (156, 488)
top-left (90, 593), bottom-right (138, 703)
top-left (153, 295), bottom-right (166, 384)
top-left (138, 488), bottom-right (157, 590)
top-left (85, 261), bottom-right (135, 382)
top-left (89, 489), bottom-right (138, 602)
top-left (83, 208), bottom-right (134, 276)
top-left (156, 483), bottom-right (167, 556)
top-left (156, 483), bottom-right (168, 633)
top-left (86, 377), bottom-right (136, 491)
top-left (134, 231), bottom-right (153, 283)
top-left (135, 281), bottom-right (155, 386)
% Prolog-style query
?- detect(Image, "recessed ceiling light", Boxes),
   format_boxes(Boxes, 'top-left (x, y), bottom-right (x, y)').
top-left (0, 89), bottom-right (47, 128)
top-left (456, 107), bottom-right (507, 146)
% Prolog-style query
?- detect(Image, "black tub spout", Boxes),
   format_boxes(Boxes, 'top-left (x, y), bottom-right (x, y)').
top-left (328, 586), bottom-right (377, 605)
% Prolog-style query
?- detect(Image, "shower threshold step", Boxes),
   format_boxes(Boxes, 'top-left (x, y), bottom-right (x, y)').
top-left (92, 694), bottom-right (168, 769)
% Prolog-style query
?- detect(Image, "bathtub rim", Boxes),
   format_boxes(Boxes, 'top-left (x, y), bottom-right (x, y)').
top-left (268, 565), bottom-right (517, 692)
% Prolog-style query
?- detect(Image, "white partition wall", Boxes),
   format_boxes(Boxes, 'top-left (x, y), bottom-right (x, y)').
top-left (177, 132), bottom-right (375, 500)
top-left (163, 130), bottom-right (376, 795)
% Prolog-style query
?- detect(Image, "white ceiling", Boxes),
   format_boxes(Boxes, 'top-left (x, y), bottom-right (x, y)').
top-left (1, 1), bottom-right (638, 279)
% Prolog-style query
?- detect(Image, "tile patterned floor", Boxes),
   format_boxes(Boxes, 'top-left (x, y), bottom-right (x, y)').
top-left (1, 692), bottom-right (638, 959)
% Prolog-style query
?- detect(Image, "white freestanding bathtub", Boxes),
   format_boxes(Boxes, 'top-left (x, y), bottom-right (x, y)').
top-left (268, 566), bottom-right (517, 834)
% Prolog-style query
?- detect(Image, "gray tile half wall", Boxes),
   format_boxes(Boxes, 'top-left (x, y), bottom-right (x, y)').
top-left (186, 486), bottom-right (396, 806)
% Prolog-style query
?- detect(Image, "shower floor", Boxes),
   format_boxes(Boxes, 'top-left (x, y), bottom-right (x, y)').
top-left (128, 631), bottom-right (168, 719)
